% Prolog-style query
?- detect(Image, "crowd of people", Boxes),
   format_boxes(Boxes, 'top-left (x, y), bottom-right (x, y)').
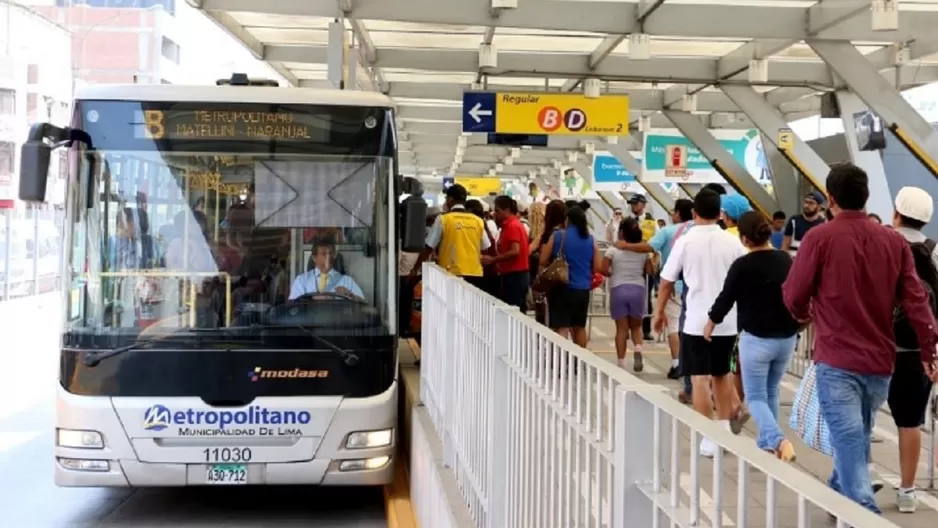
top-left (412, 165), bottom-right (938, 516)
top-left (644, 166), bottom-right (938, 515)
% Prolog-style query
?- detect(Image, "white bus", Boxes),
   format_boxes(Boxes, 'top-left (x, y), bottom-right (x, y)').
top-left (18, 75), bottom-right (427, 487)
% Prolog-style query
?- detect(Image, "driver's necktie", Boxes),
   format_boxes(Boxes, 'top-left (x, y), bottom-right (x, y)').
top-left (318, 271), bottom-right (329, 293)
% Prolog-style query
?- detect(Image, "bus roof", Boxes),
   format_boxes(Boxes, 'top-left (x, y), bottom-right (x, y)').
top-left (74, 84), bottom-right (397, 109)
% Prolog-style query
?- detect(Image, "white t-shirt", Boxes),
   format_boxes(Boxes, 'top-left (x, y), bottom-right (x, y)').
top-left (660, 224), bottom-right (746, 336)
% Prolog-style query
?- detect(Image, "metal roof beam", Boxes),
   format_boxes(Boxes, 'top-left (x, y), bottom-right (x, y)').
top-left (269, 46), bottom-right (938, 88)
top-left (199, 0), bottom-right (938, 42)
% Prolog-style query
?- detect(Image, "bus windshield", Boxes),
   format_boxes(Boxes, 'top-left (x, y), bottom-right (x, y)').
top-left (63, 101), bottom-right (395, 352)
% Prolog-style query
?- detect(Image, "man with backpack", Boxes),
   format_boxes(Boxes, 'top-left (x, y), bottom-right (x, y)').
top-left (889, 186), bottom-right (938, 513)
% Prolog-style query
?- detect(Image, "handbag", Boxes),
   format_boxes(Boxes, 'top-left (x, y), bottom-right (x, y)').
top-left (788, 362), bottom-right (833, 456)
top-left (531, 230), bottom-right (568, 293)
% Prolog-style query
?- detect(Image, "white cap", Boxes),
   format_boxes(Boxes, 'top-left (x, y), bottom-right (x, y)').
top-left (894, 186), bottom-right (933, 223)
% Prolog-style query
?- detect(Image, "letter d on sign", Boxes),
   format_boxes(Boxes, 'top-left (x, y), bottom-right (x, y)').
top-left (564, 109), bottom-right (587, 132)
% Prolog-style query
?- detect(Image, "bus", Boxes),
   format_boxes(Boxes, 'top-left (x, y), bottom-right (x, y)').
top-left (18, 75), bottom-right (427, 487)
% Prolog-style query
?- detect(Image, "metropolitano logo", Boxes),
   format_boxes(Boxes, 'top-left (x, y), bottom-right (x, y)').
top-left (143, 404), bottom-right (172, 431)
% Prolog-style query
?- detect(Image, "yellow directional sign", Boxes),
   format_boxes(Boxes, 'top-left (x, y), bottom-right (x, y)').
top-left (777, 128), bottom-right (794, 150)
top-left (455, 177), bottom-right (501, 196)
top-left (494, 93), bottom-right (630, 136)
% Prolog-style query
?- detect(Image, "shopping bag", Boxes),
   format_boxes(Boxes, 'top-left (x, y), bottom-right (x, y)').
top-left (788, 363), bottom-right (833, 456)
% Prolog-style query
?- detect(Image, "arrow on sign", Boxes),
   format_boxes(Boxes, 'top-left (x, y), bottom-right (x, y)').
top-left (468, 102), bottom-right (493, 123)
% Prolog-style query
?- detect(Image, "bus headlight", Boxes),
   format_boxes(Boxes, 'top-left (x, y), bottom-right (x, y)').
top-left (58, 458), bottom-right (110, 472)
top-left (57, 429), bottom-right (104, 449)
top-left (345, 429), bottom-right (392, 449)
top-left (339, 456), bottom-right (390, 472)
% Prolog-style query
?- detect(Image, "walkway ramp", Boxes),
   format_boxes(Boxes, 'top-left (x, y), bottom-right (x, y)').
top-left (410, 265), bottom-right (901, 528)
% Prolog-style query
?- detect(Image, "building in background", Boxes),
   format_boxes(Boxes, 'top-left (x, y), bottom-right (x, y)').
top-left (29, 0), bottom-right (184, 85)
top-left (0, 0), bottom-right (72, 214)
top-left (23, 0), bottom-right (284, 85)
top-left (0, 0), bottom-right (72, 298)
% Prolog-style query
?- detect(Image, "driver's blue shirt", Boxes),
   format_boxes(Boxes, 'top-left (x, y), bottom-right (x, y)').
top-left (289, 268), bottom-right (364, 301)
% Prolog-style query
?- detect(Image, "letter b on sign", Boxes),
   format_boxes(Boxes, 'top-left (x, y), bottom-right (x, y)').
top-left (538, 107), bottom-right (562, 132)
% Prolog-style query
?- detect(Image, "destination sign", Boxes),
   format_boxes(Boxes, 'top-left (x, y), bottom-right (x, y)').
top-left (135, 109), bottom-right (324, 141)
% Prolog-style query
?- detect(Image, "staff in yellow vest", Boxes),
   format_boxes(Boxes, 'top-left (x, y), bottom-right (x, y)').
top-left (627, 194), bottom-right (659, 242)
top-left (411, 184), bottom-right (492, 289)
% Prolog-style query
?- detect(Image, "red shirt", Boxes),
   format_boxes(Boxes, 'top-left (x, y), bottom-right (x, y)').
top-left (496, 215), bottom-right (530, 274)
top-left (782, 211), bottom-right (938, 375)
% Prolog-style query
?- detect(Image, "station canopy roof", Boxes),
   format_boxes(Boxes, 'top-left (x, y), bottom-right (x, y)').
top-left (193, 0), bottom-right (938, 179)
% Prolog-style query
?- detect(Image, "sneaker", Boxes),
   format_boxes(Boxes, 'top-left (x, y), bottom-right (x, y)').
top-left (677, 391), bottom-right (691, 404)
top-left (729, 406), bottom-right (751, 435)
top-left (897, 489), bottom-right (918, 513)
top-left (633, 352), bottom-right (644, 373)
top-left (871, 480), bottom-right (885, 495)
top-left (699, 437), bottom-right (717, 459)
top-left (666, 366), bottom-right (681, 379)
top-left (616, 358), bottom-right (627, 369)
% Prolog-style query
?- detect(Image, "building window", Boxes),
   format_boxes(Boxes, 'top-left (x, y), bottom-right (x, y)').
top-left (26, 93), bottom-right (37, 116)
top-left (27, 64), bottom-right (39, 85)
top-left (0, 89), bottom-right (14, 115)
top-left (161, 37), bottom-right (181, 65)
top-left (0, 142), bottom-right (14, 175)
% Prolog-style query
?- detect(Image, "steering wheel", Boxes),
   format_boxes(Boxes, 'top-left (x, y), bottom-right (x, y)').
top-left (291, 292), bottom-right (366, 305)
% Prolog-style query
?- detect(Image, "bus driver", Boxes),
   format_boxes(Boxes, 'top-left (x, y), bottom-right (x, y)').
top-left (289, 237), bottom-right (365, 301)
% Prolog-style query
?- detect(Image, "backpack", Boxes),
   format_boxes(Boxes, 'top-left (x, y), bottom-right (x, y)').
top-left (894, 238), bottom-right (938, 350)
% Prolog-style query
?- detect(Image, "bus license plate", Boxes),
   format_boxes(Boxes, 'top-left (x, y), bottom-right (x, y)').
top-left (205, 464), bottom-right (247, 485)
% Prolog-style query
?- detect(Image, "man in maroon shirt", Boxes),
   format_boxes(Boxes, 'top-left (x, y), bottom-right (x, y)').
top-left (782, 162), bottom-right (938, 513)
top-left (483, 195), bottom-right (531, 312)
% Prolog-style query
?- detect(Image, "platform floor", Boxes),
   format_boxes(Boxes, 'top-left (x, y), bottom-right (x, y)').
top-left (586, 316), bottom-right (938, 527)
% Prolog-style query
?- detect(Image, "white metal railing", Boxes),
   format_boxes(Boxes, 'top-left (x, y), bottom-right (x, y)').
top-left (417, 263), bottom-right (900, 528)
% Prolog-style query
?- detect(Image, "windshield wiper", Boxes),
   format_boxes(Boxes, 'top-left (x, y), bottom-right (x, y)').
top-left (81, 342), bottom-right (149, 367)
top-left (252, 323), bottom-right (359, 367)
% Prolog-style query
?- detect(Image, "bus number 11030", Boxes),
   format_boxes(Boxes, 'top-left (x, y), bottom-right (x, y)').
top-left (203, 447), bottom-right (252, 463)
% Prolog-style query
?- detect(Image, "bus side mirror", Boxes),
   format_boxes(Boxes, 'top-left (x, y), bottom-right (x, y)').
top-left (19, 140), bottom-right (51, 203)
top-left (401, 195), bottom-right (427, 253)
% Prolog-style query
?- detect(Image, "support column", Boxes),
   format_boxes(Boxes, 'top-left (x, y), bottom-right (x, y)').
top-left (809, 40), bottom-right (938, 177)
top-left (600, 140), bottom-right (676, 210)
top-left (720, 85), bottom-right (826, 204)
top-left (663, 110), bottom-right (778, 215)
top-left (834, 91), bottom-right (894, 219)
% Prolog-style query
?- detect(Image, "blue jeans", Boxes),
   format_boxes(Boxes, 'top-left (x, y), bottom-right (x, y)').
top-left (738, 332), bottom-right (796, 450)
top-left (815, 363), bottom-right (890, 513)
